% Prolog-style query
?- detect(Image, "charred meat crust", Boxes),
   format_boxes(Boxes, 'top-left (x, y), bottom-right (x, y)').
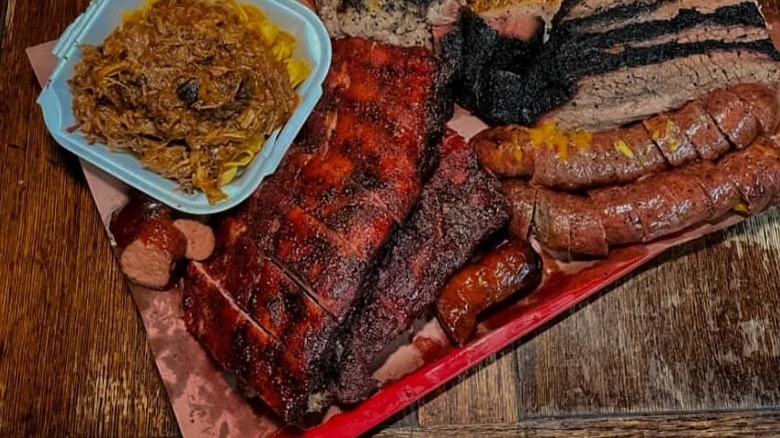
top-left (335, 131), bottom-right (510, 405)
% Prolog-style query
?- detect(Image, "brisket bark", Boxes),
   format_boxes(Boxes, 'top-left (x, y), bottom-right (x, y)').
top-left (335, 131), bottom-right (510, 404)
top-left (442, 0), bottom-right (780, 131)
top-left (183, 38), bottom-right (446, 425)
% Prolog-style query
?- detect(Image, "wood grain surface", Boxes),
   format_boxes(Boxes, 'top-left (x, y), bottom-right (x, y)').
top-left (2, 1), bottom-right (780, 437)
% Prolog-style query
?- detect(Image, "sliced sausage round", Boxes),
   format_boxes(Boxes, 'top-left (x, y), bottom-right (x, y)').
top-left (671, 100), bottom-right (730, 161)
top-left (173, 218), bottom-right (216, 261)
top-left (731, 83), bottom-right (780, 134)
top-left (702, 88), bottom-right (760, 149)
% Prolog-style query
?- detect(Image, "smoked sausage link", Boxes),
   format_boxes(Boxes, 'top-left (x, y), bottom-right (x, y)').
top-left (110, 194), bottom-right (188, 290)
top-left (436, 240), bottom-right (542, 345)
top-left (473, 84), bottom-right (779, 190)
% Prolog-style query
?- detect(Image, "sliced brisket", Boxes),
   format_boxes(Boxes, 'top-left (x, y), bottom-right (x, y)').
top-left (443, 0), bottom-right (780, 130)
top-left (557, 0), bottom-right (753, 31)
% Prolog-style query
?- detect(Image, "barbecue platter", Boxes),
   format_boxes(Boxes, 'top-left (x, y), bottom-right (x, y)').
top-left (38, 0), bottom-right (780, 434)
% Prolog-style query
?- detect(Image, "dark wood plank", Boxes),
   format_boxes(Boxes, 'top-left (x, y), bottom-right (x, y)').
top-left (378, 410), bottom-right (780, 437)
top-left (0, 1), bottom-right (179, 437)
top-left (516, 210), bottom-right (780, 419)
top-left (417, 350), bottom-right (521, 425)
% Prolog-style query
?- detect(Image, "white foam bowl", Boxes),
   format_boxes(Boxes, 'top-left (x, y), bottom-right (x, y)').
top-left (38, 0), bottom-right (331, 214)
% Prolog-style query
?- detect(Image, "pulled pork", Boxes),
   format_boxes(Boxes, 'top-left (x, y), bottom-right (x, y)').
top-left (70, 0), bottom-right (298, 203)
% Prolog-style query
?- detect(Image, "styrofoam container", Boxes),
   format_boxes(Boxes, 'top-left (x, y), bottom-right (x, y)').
top-left (38, 0), bottom-right (331, 214)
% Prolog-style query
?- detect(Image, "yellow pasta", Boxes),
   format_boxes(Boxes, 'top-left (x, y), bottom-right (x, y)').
top-left (272, 32), bottom-right (296, 61)
top-left (286, 58), bottom-right (311, 88)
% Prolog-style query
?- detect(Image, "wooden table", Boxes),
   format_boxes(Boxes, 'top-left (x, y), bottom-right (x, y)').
top-left (3, 1), bottom-right (780, 436)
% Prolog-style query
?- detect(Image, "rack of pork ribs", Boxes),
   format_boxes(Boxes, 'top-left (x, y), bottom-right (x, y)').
top-left (181, 37), bottom-right (520, 425)
top-left (473, 83), bottom-right (780, 259)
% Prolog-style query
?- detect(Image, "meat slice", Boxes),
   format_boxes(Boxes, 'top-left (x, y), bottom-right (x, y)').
top-left (117, 220), bottom-right (186, 290)
top-left (294, 151), bottom-right (396, 259)
top-left (250, 260), bottom-right (338, 384)
top-left (701, 88), bottom-right (761, 149)
top-left (643, 113), bottom-right (699, 167)
top-left (674, 161), bottom-right (742, 219)
top-left (532, 189), bottom-right (572, 258)
top-left (669, 101), bottom-right (731, 161)
top-left (273, 206), bottom-right (371, 321)
top-left (335, 132), bottom-right (509, 404)
top-left (556, 0), bottom-right (660, 24)
top-left (329, 108), bottom-right (424, 221)
top-left (719, 141), bottom-right (780, 212)
top-left (502, 179), bottom-right (537, 240)
top-left (534, 189), bottom-right (608, 257)
top-left (620, 123), bottom-right (669, 174)
top-left (625, 174), bottom-right (711, 242)
top-left (732, 83), bottom-right (780, 134)
top-left (589, 186), bottom-right (645, 246)
top-left (569, 198), bottom-right (609, 257)
top-left (172, 219), bottom-right (215, 261)
top-left (238, 148), bottom-right (319, 253)
top-left (559, 0), bottom-right (750, 32)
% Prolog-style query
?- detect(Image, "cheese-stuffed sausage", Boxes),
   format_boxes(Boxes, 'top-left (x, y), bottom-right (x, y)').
top-left (472, 84), bottom-right (779, 190)
top-left (110, 193), bottom-right (216, 289)
top-left (501, 139), bottom-right (780, 258)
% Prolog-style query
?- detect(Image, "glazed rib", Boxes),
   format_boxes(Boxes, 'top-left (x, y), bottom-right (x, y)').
top-left (183, 38), bottom-right (445, 425)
